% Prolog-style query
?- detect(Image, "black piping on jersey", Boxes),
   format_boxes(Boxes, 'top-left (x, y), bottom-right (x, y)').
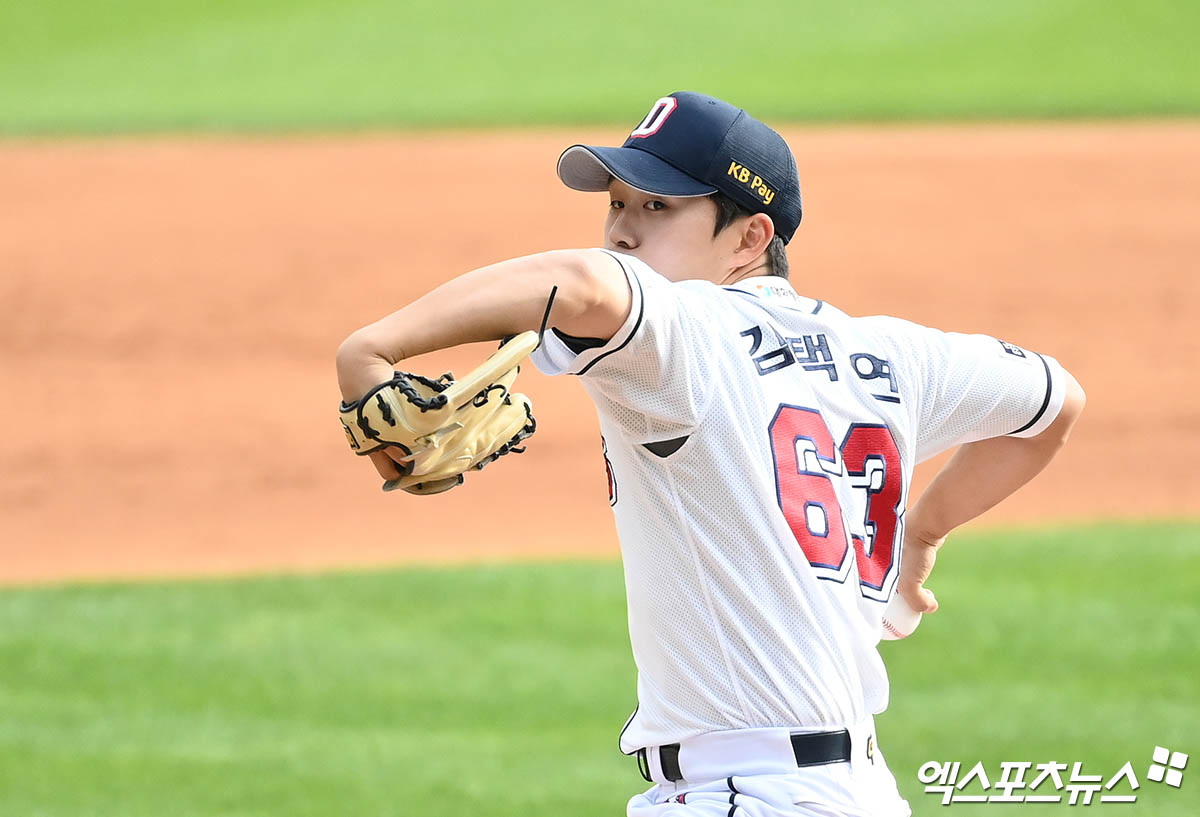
top-left (727, 777), bottom-right (740, 817)
top-left (537, 284), bottom-right (558, 345)
top-left (721, 286), bottom-right (824, 315)
top-left (576, 251), bottom-right (646, 376)
top-left (643, 436), bottom-right (690, 458)
top-left (1009, 352), bottom-right (1053, 435)
top-left (618, 705), bottom-right (640, 755)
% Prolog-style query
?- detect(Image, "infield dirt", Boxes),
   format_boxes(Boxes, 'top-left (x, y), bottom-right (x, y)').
top-left (2, 122), bottom-right (1197, 583)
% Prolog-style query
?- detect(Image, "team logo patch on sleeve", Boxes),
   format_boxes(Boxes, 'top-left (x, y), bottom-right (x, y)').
top-left (998, 339), bottom-right (1027, 358)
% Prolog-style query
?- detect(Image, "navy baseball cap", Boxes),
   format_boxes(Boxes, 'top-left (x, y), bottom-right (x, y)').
top-left (557, 91), bottom-right (803, 243)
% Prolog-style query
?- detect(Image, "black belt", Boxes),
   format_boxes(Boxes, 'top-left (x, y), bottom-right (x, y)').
top-left (637, 729), bottom-right (853, 783)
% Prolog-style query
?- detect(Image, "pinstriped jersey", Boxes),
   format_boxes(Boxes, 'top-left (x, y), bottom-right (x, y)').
top-left (532, 250), bottom-right (1066, 752)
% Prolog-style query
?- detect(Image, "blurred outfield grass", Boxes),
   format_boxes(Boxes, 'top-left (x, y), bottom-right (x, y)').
top-left (1, 0), bottom-right (1197, 133)
top-left (0, 521), bottom-right (1195, 816)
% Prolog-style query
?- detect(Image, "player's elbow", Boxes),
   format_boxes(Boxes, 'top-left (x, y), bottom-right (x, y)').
top-left (336, 329), bottom-right (385, 373)
top-left (1060, 371), bottom-right (1086, 431)
top-left (336, 331), bottom-right (363, 367)
top-left (1040, 370), bottom-right (1086, 447)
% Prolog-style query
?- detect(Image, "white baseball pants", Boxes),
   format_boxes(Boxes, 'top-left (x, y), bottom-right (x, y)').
top-left (626, 718), bottom-right (911, 817)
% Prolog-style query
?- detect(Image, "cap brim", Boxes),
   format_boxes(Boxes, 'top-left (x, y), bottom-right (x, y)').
top-left (557, 145), bottom-right (717, 197)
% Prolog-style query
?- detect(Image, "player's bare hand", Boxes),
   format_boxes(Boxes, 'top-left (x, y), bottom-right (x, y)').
top-left (896, 529), bottom-right (944, 614)
top-left (368, 449), bottom-right (405, 480)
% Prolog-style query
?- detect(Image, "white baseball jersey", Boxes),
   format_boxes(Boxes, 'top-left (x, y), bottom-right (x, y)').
top-left (532, 250), bottom-right (1066, 754)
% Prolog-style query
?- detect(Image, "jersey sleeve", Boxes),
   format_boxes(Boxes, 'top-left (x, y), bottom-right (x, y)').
top-left (870, 318), bottom-right (1068, 463)
top-left (530, 250), bottom-right (716, 442)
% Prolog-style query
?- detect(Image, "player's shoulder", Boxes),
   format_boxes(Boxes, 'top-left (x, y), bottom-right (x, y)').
top-left (838, 313), bottom-right (960, 374)
top-left (848, 313), bottom-right (1054, 395)
top-left (849, 313), bottom-right (933, 345)
top-left (852, 312), bottom-right (1025, 359)
top-left (845, 311), bottom-right (930, 334)
top-left (601, 251), bottom-right (710, 305)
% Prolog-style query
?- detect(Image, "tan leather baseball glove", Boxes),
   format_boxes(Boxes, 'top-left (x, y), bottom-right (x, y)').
top-left (338, 331), bottom-right (539, 494)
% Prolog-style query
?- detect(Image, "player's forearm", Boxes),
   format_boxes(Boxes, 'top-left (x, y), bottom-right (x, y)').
top-left (908, 372), bottom-right (1087, 542)
top-left (336, 249), bottom-right (628, 402)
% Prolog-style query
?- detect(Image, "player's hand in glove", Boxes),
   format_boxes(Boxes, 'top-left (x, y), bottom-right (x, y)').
top-left (338, 331), bottom-right (539, 494)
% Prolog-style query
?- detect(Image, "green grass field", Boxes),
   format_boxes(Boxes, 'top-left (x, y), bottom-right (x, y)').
top-left (2, 0), bottom-right (1198, 133)
top-left (4, 3), bottom-right (1194, 814)
top-left (0, 521), bottom-right (1195, 816)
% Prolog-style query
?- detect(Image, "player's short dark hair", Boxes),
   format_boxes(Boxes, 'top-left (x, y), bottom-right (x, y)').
top-left (710, 192), bottom-right (790, 280)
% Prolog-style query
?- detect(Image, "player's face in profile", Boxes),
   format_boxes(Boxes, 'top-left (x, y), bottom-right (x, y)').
top-left (605, 179), bottom-right (734, 283)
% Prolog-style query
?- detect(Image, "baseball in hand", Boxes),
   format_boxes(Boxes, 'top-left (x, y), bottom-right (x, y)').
top-left (881, 592), bottom-right (928, 640)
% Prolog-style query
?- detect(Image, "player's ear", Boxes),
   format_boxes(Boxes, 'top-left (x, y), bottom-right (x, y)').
top-left (732, 212), bottom-right (775, 266)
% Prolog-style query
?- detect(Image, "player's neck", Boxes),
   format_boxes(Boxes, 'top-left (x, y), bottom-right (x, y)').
top-left (719, 259), bottom-right (772, 286)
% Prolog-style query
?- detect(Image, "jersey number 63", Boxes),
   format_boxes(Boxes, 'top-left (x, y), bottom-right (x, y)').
top-left (768, 405), bottom-right (902, 602)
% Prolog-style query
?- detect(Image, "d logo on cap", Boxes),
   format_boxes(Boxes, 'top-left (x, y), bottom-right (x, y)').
top-left (630, 97), bottom-right (679, 139)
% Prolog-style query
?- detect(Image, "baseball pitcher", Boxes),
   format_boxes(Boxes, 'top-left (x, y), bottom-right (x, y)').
top-left (336, 92), bottom-right (1086, 816)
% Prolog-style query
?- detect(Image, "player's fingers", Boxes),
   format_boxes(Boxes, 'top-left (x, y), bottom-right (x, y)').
top-left (898, 535), bottom-right (939, 591)
top-left (919, 587), bottom-right (939, 613)
top-left (369, 450), bottom-right (403, 480)
top-left (898, 581), bottom-right (939, 614)
top-left (383, 447), bottom-right (409, 465)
